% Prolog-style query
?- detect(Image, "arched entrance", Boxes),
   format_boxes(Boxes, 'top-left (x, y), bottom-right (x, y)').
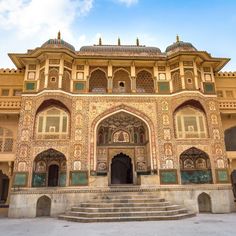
top-left (111, 153), bottom-right (133, 184)
top-left (0, 170), bottom-right (9, 203)
top-left (32, 149), bottom-right (67, 187)
top-left (198, 192), bottom-right (212, 213)
top-left (36, 195), bottom-right (51, 217)
top-left (95, 111), bottom-right (151, 185)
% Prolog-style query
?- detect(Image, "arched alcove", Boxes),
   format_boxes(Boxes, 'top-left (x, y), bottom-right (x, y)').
top-left (36, 195), bottom-right (51, 217)
top-left (198, 192), bottom-right (212, 213)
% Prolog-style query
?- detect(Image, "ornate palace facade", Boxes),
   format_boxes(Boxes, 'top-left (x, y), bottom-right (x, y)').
top-left (0, 34), bottom-right (236, 218)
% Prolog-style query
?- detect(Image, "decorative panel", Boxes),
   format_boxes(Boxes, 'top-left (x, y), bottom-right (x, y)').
top-left (59, 172), bottom-right (66, 187)
top-left (13, 172), bottom-right (28, 187)
top-left (32, 173), bottom-right (46, 187)
top-left (216, 169), bottom-right (229, 183)
top-left (25, 82), bottom-right (36, 91)
top-left (181, 170), bottom-right (212, 184)
top-left (203, 82), bottom-right (215, 94)
top-left (158, 82), bottom-right (170, 93)
top-left (160, 169), bottom-right (178, 184)
top-left (70, 171), bottom-right (88, 186)
top-left (74, 82), bottom-right (86, 92)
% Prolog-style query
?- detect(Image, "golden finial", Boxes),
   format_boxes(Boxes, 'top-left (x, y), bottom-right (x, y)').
top-left (99, 37), bottom-right (102, 46)
top-left (58, 31), bottom-right (61, 40)
top-left (136, 37), bottom-right (139, 46)
top-left (118, 37), bottom-right (121, 46)
top-left (176, 34), bottom-right (180, 42)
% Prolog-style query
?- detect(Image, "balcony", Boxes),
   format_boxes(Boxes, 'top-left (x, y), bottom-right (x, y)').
top-left (0, 98), bottom-right (21, 112)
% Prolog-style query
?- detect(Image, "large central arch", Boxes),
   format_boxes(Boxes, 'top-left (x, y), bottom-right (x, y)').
top-left (90, 105), bottom-right (155, 185)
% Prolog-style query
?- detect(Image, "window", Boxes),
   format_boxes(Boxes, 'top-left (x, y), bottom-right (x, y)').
top-left (0, 127), bottom-right (13, 152)
top-left (36, 107), bottom-right (69, 139)
top-left (175, 106), bottom-right (207, 139)
top-left (13, 89), bottom-right (22, 96)
top-left (1, 89), bottom-right (9, 96)
top-left (226, 90), bottom-right (234, 98)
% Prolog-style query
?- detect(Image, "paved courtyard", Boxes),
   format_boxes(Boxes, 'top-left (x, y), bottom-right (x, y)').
top-left (0, 214), bottom-right (236, 236)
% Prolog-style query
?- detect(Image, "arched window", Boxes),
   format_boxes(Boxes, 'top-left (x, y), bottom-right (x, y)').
top-left (89, 69), bottom-right (107, 93)
top-left (136, 70), bottom-right (154, 93)
top-left (172, 71), bottom-right (182, 92)
top-left (62, 70), bottom-right (71, 92)
top-left (225, 126), bottom-right (236, 151)
top-left (0, 127), bottom-right (13, 152)
top-left (184, 70), bottom-right (195, 90)
top-left (36, 107), bottom-right (69, 139)
top-left (175, 106), bottom-right (207, 139)
top-left (113, 70), bottom-right (131, 93)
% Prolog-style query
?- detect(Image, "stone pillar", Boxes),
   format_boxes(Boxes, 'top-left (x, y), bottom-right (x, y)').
top-left (44, 59), bottom-right (49, 89)
top-left (108, 76), bottom-right (113, 93)
top-left (58, 58), bottom-right (64, 89)
top-left (153, 64), bottom-right (158, 93)
top-left (36, 64), bottom-right (40, 91)
top-left (84, 63), bottom-right (89, 92)
top-left (131, 76), bottom-right (136, 93)
top-left (179, 61), bottom-right (185, 89)
top-left (193, 61), bottom-right (199, 89)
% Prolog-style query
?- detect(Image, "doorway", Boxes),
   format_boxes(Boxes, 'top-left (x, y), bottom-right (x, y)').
top-left (48, 164), bottom-right (59, 187)
top-left (111, 153), bottom-right (133, 184)
top-left (36, 195), bottom-right (51, 217)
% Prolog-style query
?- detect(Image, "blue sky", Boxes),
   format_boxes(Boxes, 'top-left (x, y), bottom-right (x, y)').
top-left (0, 0), bottom-right (236, 71)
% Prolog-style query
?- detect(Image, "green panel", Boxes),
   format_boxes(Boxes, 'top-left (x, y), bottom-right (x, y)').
top-left (158, 82), bottom-right (170, 93)
top-left (25, 82), bottom-right (35, 91)
top-left (160, 170), bottom-right (177, 184)
top-left (59, 172), bottom-right (66, 187)
top-left (204, 83), bottom-right (215, 94)
top-left (181, 170), bottom-right (212, 184)
top-left (71, 171), bottom-right (88, 186)
top-left (14, 173), bottom-right (27, 186)
top-left (74, 82), bottom-right (85, 91)
top-left (217, 170), bottom-right (229, 183)
top-left (32, 173), bottom-right (46, 187)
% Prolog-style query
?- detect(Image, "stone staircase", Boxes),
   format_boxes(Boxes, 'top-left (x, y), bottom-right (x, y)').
top-left (58, 190), bottom-right (196, 222)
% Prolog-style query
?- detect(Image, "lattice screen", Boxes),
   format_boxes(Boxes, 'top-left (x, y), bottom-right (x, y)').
top-left (113, 70), bottom-right (131, 93)
top-left (136, 70), bottom-right (154, 93)
top-left (0, 127), bottom-right (13, 152)
top-left (89, 70), bottom-right (107, 93)
top-left (172, 71), bottom-right (182, 92)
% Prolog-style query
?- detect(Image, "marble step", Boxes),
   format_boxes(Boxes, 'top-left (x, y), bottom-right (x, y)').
top-left (65, 208), bottom-right (188, 218)
top-left (71, 205), bottom-right (181, 212)
top-left (58, 212), bottom-right (196, 223)
top-left (79, 201), bottom-right (171, 208)
top-left (88, 198), bottom-right (165, 204)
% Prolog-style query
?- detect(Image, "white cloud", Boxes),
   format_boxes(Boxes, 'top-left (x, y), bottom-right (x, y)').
top-left (0, 0), bottom-right (93, 40)
top-left (116, 0), bottom-right (138, 7)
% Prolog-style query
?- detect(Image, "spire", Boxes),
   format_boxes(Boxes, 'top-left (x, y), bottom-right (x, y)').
top-left (58, 31), bottom-right (61, 40)
top-left (136, 37), bottom-right (139, 46)
top-left (118, 37), bottom-right (121, 46)
top-left (99, 37), bottom-right (102, 46)
top-left (176, 34), bottom-right (180, 42)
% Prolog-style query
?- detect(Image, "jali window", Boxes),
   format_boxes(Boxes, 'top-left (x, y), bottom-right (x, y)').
top-left (0, 127), bottom-right (14, 152)
top-left (36, 107), bottom-right (69, 139)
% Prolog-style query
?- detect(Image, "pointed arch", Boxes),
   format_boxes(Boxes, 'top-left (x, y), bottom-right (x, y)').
top-left (36, 195), bottom-right (51, 216)
top-left (113, 69), bottom-right (131, 93)
top-left (180, 147), bottom-right (212, 184)
top-left (90, 104), bottom-right (156, 172)
top-left (89, 68), bottom-right (107, 93)
top-left (224, 126), bottom-right (236, 151)
top-left (136, 70), bottom-right (154, 93)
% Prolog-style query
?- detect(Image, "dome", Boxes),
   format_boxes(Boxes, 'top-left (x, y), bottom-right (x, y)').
top-left (41, 32), bottom-right (75, 51)
top-left (166, 36), bottom-right (197, 54)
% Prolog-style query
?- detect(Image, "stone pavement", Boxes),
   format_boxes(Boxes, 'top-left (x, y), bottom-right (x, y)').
top-left (0, 214), bottom-right (236, 236)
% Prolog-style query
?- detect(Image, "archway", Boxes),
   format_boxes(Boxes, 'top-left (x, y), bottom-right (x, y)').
top-left (111, 153), bottom-right (133, 184)
top-left (198, 192), bottom-right (212, 213)
top-left (180, 147), bottom-right (212, 184)
top-left (32, 149), bottom-right (66, 187)
top-left (36, 195), bottom-right (51, 217)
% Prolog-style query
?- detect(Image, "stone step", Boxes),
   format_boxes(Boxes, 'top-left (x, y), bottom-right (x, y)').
top-left (71, 205), bottom-right (181, 213)
top-left (66, 208), bottom-right (188, 218)
top-left (79, 201), bottom-right (171, 208)
top-left (58, 212), bottom-right (196, 223)
top-left (89, 198), bottom-right (165, 204)
top-left (93, 194), bottom-right (160, 200)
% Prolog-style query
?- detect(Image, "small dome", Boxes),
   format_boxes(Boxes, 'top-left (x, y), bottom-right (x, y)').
top-left (166, 36), bottom-right (197, 54)
top-left (41, 32), bottom-right (75, 51)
